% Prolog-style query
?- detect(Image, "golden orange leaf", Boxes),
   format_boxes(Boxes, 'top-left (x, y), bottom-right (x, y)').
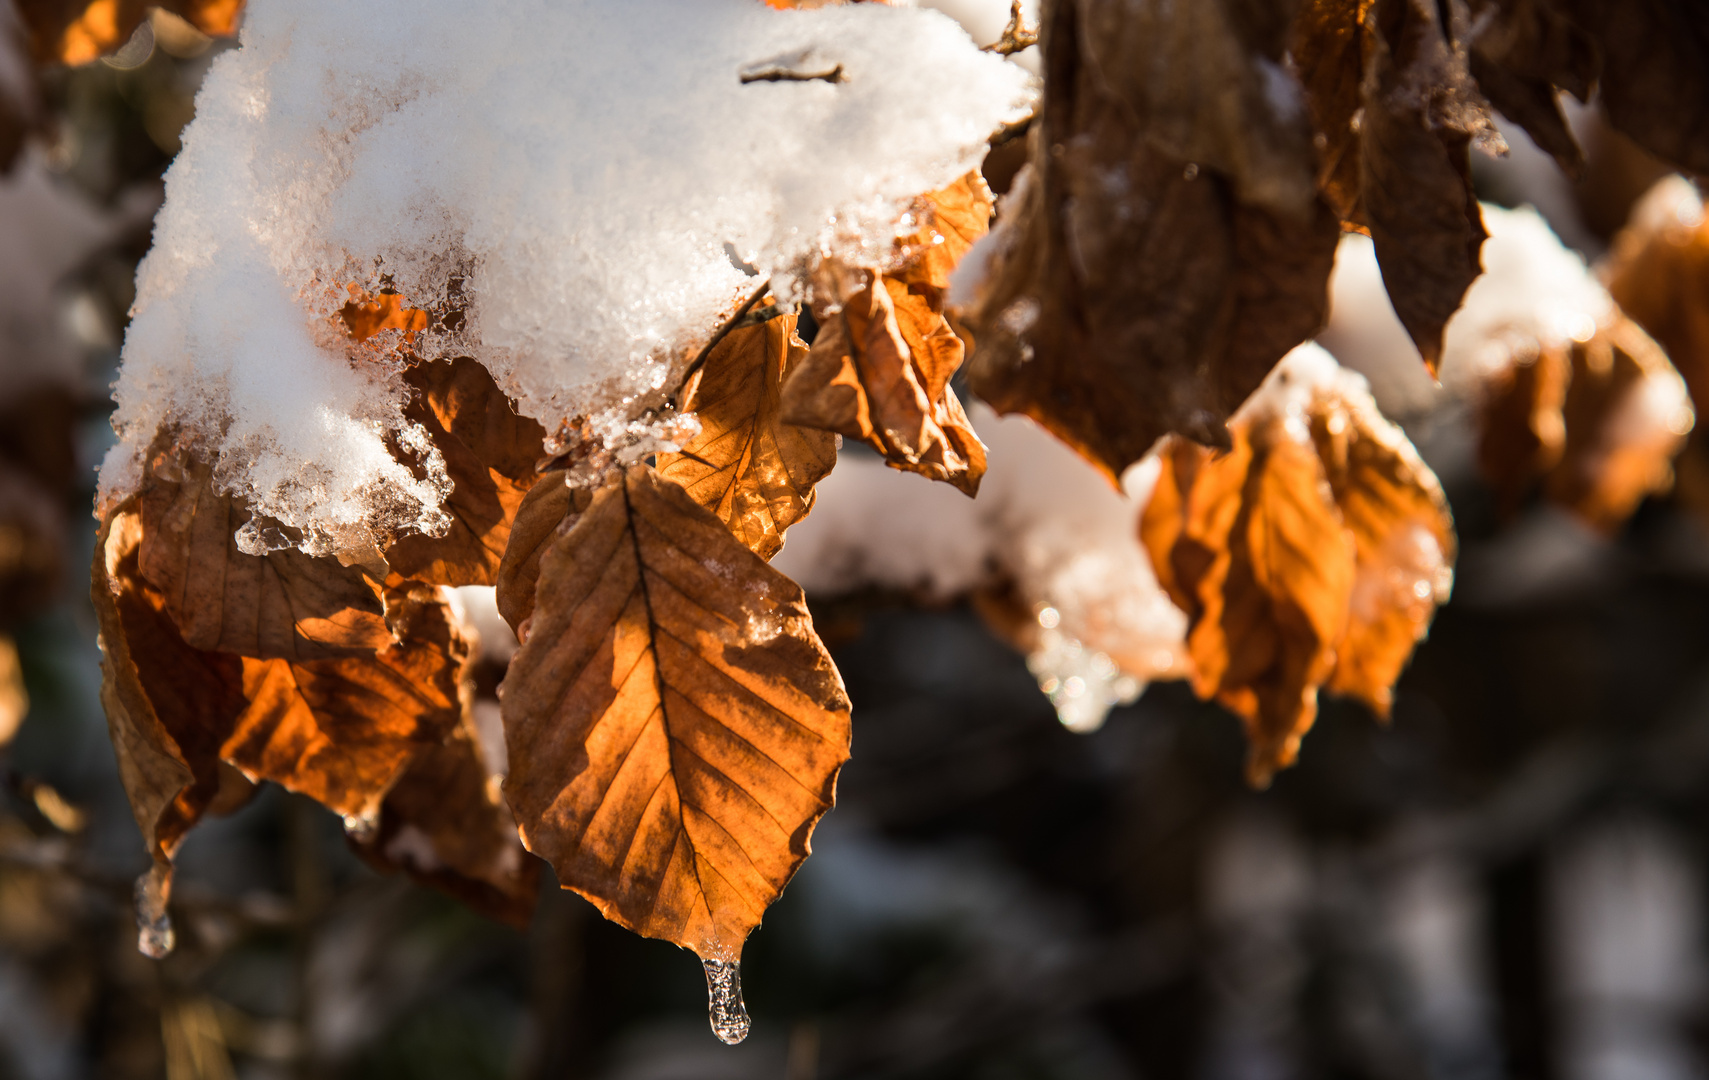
top-left (783, 270), bottom-right (985, 495)
top-left (656, 313), bottom-right (836, 560)
top-left (889, 172), bottom-right (995, 299)
top-left (499, 465), bottom-right (851, 960)
top-left (135, 443), bottom-right (391, 660)
top-left (386, 357), bottom-right (548, 586)
top-left (494, 470), bottom-right (594, 637)
top-left (221, 578), bottom-right (472, 823)
top-left (1142, 352), bottom-right (1454, 784)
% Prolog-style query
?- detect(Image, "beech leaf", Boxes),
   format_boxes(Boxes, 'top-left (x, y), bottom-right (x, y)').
top-left (350, 711), bottom-right (539, 928)
top-left (784, 272), bottom-right (985, 495)
top-left (17, 0), bottom-right (244, 66)
top-left (1141, 349), bottom-right (1454, 785)
top-left (494, 470), bottom-right (594, 637)
top-left (135, 444), bottom-right (391, 660)
top-left (386, 357), bottom-right (548, 586)
top-left (499, 465), bottom-right (851, 960)
top-left (222, 578), bottom-right (472, 823)
top-left (656, 314), bottom-right (836, 560)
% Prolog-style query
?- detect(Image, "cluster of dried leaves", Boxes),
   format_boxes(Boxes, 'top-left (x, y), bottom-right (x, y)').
top-left (17, 0), bottom-right (1709, 1023)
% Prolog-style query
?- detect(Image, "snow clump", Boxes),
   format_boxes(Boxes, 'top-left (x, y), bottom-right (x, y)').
top-left (100, 0), bottom-right (1034, 558)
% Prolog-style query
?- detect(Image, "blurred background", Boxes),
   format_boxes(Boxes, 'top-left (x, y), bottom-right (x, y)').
top-left (4, 3), bottom-right (1709, 1080)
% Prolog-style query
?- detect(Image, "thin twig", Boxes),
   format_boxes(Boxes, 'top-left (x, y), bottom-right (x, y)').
top-left (982, 1), bottom-right (1038, 56)
top-left (740, 65), bottom-right (845, 85)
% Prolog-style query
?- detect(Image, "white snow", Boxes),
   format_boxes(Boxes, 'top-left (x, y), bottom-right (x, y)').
top-left (101, 0), bottom-right (1034, 557)
top-left (775, 405), bottom-right (1188, 731)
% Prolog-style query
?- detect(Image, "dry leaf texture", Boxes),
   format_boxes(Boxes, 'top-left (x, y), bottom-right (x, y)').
top-left (1141, 347), bottom-right (1453, 785)
top-left (386, 357), bottom-right (547, 586)
top-left (657, 313), bottom-right (836, 560)
top-left (971, 0), bottom-right (1338, 480)
top-left (500, 465), bottom-right (851, 960)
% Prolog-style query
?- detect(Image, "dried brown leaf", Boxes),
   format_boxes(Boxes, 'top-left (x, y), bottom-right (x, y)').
top-left (1141, 355), bottom-right (1454, 783)
top-left (94, 507), bottom-right (248, 865)
top-left (656, 314), bottom-right (835, 560)
top-left (1476, 337), bottom-right (1571, 517)
top-left (386, 357), bottom-right (547, 586)
top-left (221, 578), bottom-right (471, 822)
top-left (1466, 0), bottom-right (1597, 175)
top-left (499, 465), bottom-right (851, 960)
top-left (135, 443), bottom-right (390, 660)
top-left (352, 715), bottom-right (540, 928)
top-left (494, 471), bottom-right (594, 637)
top-left (890, 172), bottom-right (995, 298)
top-left (784, 271), bottom-right (985, 495)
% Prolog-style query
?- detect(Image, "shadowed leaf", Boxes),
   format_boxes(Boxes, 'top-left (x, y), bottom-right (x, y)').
top-left (494, 471), bottom-right (594, 637)
top-left (387, 357), bottom-right (548, 586)
top-left (499, 465), bottom-right (851, 960)
top-left (223, 578), bottom-right (472, 822)
top-left (135, 444), bottom-right (390, 660)
top-left (657, 314), bottom-right (835, 560)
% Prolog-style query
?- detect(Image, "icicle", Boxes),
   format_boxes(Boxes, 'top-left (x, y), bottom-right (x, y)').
top-left (134, 864), bottom-right (175, 959)
top-left (342, 806), bottom-right (381, 843)
top-left (702, 956), bottom-right (751, 1045)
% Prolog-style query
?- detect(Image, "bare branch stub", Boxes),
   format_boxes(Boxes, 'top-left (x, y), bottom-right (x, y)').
top-left (983, 1), bottom-right (1038, 57)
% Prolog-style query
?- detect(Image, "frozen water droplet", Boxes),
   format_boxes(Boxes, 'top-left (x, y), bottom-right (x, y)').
top-left (134, 866), bottom-right (175, 959)
top-left (703, 957), bottom-right (750, 1045)
top-left (342, 806), bottom-right (381, 843)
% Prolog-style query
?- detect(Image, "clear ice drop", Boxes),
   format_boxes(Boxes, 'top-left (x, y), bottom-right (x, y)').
top-left (134, 867), bottom-right (175, 959)
top-left (703, 957), bottom-right (751, 1045)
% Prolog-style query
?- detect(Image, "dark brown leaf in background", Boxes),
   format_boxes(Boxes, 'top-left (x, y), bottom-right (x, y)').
top-left (1557, 0), bottom-right (1709, 177)
top-left (500, 465), bottom-right (850, 960)
top-left (1477, 338), bottom-right (1570, 518)
top-left (387, 357), bottom-right (547, 587)
top-left (135, 445), bottom-right (390, 660)
top-left (352, 716), bottom-right (540, 929)
top-left (784, 271), bottom-right (985, 495)
top-left (221, 579), bottom-right (471, 821)
top-left (970, 0), bottom-right (1338, 482)
top-left (1293, 0), bottom-right (1371, 224)
top-left (1360, 0), bottom-right (1495, 372)
top-left (1466, 0), bottom-right (1597, 175)
top-left (657, 314), bottom-right (835, 560)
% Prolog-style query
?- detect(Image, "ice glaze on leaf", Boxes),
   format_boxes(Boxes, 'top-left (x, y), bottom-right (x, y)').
top-left (223, 579), bottom-right (472, 822)
top-left (656, 314), bottom-right (835, 560)
top-left (499, 465), bottom-right (851, 960)
top-left (135, 444), bottom-right (391, 660)
top-left (386, 357), bottom-right (548, 587)
top-left (784, 271), bottom-right (985, 495)
top-left (1141, 350), bottom-right (1453, 785)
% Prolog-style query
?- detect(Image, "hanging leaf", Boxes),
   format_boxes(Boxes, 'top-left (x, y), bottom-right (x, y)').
top-left (221, 578), bottom-right (472, 823)
top-left (350, 713), bottom-right (539, 928)
top-left (93, 507), bottom-right (248, 867)
top-left (656, 314), bottom-right (835, 560)
top-left (1465, 0), bottom-right (1597, 175)
top-left (1141, 348), bottom-right (1453, 784)
top-left (386, 357), bottom-right (548, 587)
top-left (499, 465), bottom-right (850, 961)
top-left (889, 171), bottom-right (996, 298)
top-left (494, 470), bottom-right (594, 637)
top-left (971, 0), bottom-right (1339, 481)
top-left (783, 270), bottom-right (985, 495)
top-left (135, 443), bottom-right (391, 661)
